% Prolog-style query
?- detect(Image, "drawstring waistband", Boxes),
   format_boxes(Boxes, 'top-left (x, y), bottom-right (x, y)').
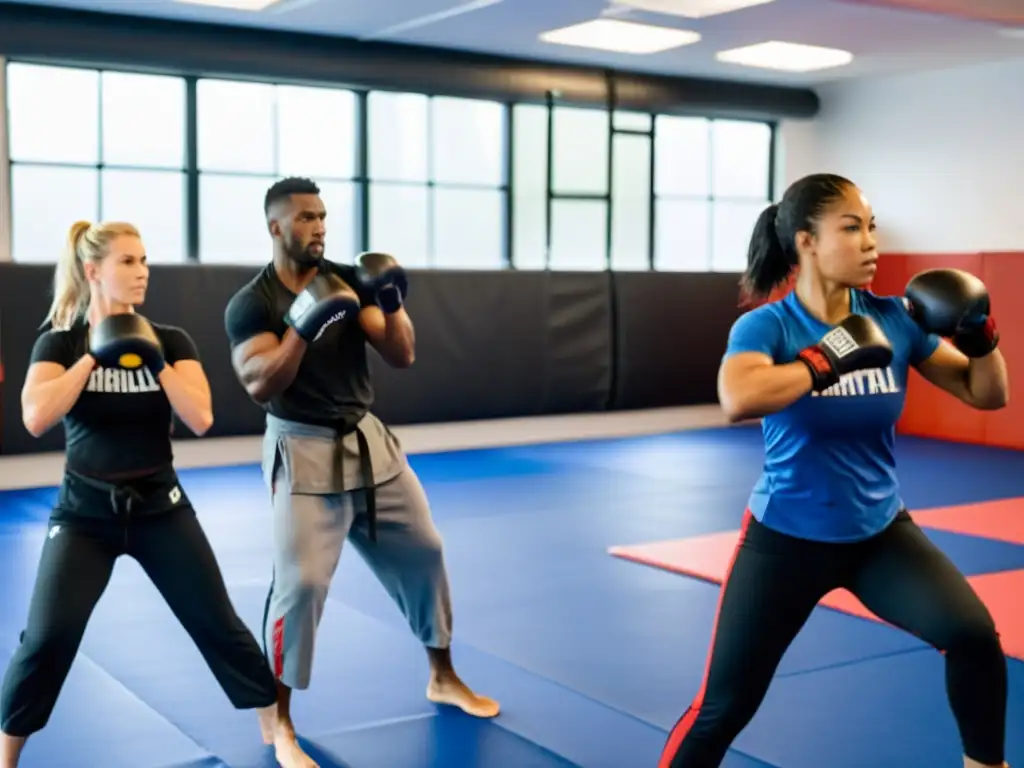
top-left (66, 470), bottom-right (146, 516)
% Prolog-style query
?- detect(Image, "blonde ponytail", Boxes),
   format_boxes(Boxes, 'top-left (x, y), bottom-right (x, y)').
top-left (44, 220), bottom-right (142, 330)
top-left (46, 221), bottom-right (93, 330)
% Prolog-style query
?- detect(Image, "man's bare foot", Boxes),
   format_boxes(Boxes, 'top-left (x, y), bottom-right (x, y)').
top-left (256, 705), bottom-right (317, 767)
top-left (273, 728), bottom-right (319, 768)
top-left (426, 674), bottom-right (500, 719)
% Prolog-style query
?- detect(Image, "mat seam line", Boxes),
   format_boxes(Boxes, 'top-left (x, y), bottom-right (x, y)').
top-left (775, 646), bottom-right (930, 678)
top-left (74, 650), bottom-right (227, 763)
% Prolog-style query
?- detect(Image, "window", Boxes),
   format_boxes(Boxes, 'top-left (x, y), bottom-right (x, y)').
top-left (11, 165), bottom-right (99, 264)
top-left (196, 79), bottom-right (361, 264)
top-left (549, 200), bottom-right (607, 271)
top-left (654, 199), bottom-right (709, 272)
top-left (712, 120), bottom-right (771, 200)
top-left (369, 184), bottom-right (429, 268)
top-left (102, 71), bottom-right (186, 169)
top-left (3, 62), bottom-right (776, 273)
top-left (196, 79), bottom-right (276, 175)
top-left (713, 200), bottom-right (765, 272)
top-left (277, 85), bottom-right (356, 180)
top-left (198, 174), bottom-right (277, 265)
top-left (367, 91), bottom-right (506, 269)
top-left (432, 188), bottom-right (504, 270)
top-left (511, 104), bottom-right (548, 271)
top-left (552, 106), bottom-right (608, 195)
top-left (6, 63), bottom-right (188, 264)
top-left (429, 97), bottom-right (505, 269)
top-left (610, 134), bottom-right (651, 271)
top-left (368, 91), bottom-right (429, 183)
top-left (654, 116), bottom-right (709, 199)
top-left (431, 97), bottom-right (503, 187)
top-left (7, 63), bottom-right (99, 165)
top-left (653, 115), bottom-right (772, 272)
top-left (102, 170), bottom-right (187, 264)
top-left (548, 106), bottom-right (611, 270)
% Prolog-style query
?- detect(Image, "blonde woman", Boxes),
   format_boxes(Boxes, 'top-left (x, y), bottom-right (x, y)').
top-left (0, 221), bottom-right (317, 768)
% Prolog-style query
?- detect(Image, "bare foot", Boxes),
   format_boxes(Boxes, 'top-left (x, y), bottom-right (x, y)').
top-left (426, 675), bottom-right (500, 718)
top-left (273, 727), bottom-right (319, 768)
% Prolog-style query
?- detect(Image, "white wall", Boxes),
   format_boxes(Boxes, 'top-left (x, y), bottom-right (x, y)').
top-left (777, 58), bottom-right (1024, 253)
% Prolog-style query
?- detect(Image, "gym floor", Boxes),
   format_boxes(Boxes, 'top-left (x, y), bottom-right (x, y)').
top-left (0, 416), bottom-right (1022, 767)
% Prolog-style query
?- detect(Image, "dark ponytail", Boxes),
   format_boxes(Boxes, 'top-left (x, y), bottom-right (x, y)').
top-left (740, 203), bottom-right (792, 302)
top-left (739, 173), bottom-right (856, 304)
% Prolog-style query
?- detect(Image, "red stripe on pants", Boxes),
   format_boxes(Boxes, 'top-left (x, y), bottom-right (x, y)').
top-left (273, 617), bottom-right (285, 678)
top-left (658, 510), bottom-right (754, 768)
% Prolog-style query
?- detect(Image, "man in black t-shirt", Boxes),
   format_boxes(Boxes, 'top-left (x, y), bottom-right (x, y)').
top-left (224, 177), bottom-right (499, 740)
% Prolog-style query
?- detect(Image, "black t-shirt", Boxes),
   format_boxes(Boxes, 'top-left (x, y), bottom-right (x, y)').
top-left (29, 320), bottom-right (200, 479)
top-left (224, 260), bottom-right (377, 429)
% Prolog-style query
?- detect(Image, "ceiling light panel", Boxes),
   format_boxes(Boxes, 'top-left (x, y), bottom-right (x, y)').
top-left (539, 19), bottom-right (701, 54)
top-left (173, 0), bottom-right (282, 11)
top-left (715, 41), bottom-right (854, 72)
top-left (612, 0), bottom-right (776, 19)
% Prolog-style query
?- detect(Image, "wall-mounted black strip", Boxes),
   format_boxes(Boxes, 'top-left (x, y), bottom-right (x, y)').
top-left (185, 77), bottom-right (199, 263)
top-left (503, 103), bottom-right (514, 269)
top-left (648, 114), bottom-right (657, 270)
top-left (355, 91), bottom-right (369, 254)
top-left (604, 70), bottom-right (615, 272)
top-left (544, 90), bottom-right (554, 270)
top-left (0, 3), bottom-right (819, 121)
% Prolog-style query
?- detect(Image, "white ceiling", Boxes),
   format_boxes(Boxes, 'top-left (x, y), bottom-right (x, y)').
top-left (3, 0), bottom-right (1024, 86)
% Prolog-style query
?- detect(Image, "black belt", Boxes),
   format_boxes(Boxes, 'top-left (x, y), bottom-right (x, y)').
top-left (352, 427), bottom-right (377, 543)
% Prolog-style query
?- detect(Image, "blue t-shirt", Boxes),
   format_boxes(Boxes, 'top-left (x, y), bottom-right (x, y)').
top-left (725, 289), bottom-right (941, 543)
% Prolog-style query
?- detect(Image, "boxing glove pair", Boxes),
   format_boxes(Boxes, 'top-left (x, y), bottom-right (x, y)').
top-left (89, 314), bottom-right (166, 374)
top-left (795, 267), bottom-right (999, 392)
top-left (286, 253), bottom-right (409, 343)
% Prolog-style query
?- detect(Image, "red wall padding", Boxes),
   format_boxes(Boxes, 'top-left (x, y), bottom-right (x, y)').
top-left (873, 252), bottom-right (1024, 450)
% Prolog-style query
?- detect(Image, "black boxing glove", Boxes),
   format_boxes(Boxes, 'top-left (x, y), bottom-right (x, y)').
top-left (356, 252), bottom-right (408, 314)
top-left (905, 268), bottom-right (998, 358)
top-left (796, 314), bottom-right (894, 392)
top-left (286, 272), bottom-right (361, 343)
top-left (90, 313), bottom-right (166, 374)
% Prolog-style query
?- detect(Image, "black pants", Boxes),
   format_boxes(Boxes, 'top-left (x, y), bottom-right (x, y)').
top-left (660, 509), bottom-right (1007, 768)
top-left (0, 470), bottom-right (278, 737)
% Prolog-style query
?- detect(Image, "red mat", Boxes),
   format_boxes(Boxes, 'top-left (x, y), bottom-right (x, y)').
top-left (910, 497), bottom-right (1024, 545)
top-left (609, 498), bottom-right (1024, 661)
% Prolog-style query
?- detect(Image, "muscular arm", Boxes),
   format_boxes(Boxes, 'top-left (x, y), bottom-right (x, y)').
top-left (359, 306), bottom-right (415, 369)
top-left (225, 287), bottom-right (309, 404)
top-left (915, 340), bottom-right (1009, 411)
top-left (231, 329), bottom-right (308, 404)
top-left (718, 353), bottom-right (813, 423)
top-left (21, 356), bottom-right (97, 437)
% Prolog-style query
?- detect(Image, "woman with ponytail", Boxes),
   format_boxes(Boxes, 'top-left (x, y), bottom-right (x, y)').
top-left (660, 175), bottom-right (1011, 768)
top-left (1, 222), bottom-right (316, 768)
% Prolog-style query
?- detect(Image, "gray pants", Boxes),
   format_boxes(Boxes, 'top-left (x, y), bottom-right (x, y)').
top-left (261, 414), bottom-right (453, 690)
